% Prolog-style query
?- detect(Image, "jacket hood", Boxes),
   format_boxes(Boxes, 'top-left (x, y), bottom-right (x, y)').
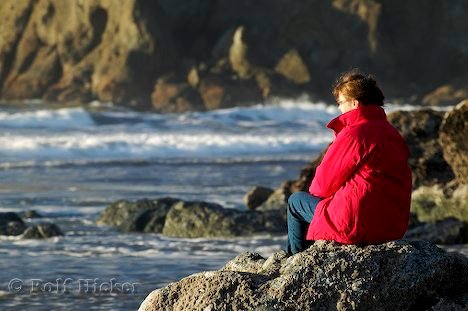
top-left (327, 105), bottom-right (387, 135)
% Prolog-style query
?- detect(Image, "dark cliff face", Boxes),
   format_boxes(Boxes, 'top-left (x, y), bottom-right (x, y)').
top-left (0, 0), bottom-right (467, 111)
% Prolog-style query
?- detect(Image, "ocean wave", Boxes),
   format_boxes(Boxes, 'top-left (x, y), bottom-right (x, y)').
top-left (0, 130), bottom-right (332, 161)
top-left (0, 100), bottom-right (450, 130)
top-left (0, 101), bottom-right (339, 162)
top-left (179, 99), bottom-right (339, 127)
top-left (3, 232), bottom-right (287, 259)
top-left (0, 107), bottom-right (94, 129)
top-left (0, 100), bottom-right (439, 163)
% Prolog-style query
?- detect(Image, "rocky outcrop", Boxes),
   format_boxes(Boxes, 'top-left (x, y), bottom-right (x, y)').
top-left (405, 218), bottom-right (468, 245)
top-left (198, 72), bottom-right (264, 110)
top-left (256, 182), bottom-right (291, 211)
top-left (151, 74), bottom-right (205, 113)
top-left (162, 201), bottom-right (285, 238)
top-left (96, 197), bottom-right (180, 230)
top-left (97, 197), bottom-right (286, 238)
top-left (1, 1), bottom-right (468, 110)
top-left (387, 109), bottom-right (455, 188)
top-left (386, 106), bottom-right (468, 227)
top-left (384, 102), bottom-right (468, 227)
top-left (0, 212), bottom-right (26, 236)
top-left (439, 100), bottom-right (468, 185)
top-left (21, 223), bottom-right (64, 239)
top-left (1, 211), bottom-right (64, 238)
top-left (139, 240), bottom-right (468, 311)
top-left (411, 184), bottom-right (468, 223)
top-left (274, 49), bottom-right (311, 84)
top-left (243, 186), bottom-right (274, 210)
top-left (0, 0), bottom-right (176, 109)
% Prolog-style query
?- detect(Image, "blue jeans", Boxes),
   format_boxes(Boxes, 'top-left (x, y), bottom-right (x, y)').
top-left (286, 191), bottom-right (321, 255)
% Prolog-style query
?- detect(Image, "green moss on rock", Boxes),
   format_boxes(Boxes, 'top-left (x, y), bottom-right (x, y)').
top-left (411, 185), bottom-right (468, 222)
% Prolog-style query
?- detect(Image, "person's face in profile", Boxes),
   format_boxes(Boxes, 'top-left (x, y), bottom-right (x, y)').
top-left (337, 93), bottom-right (360, 114)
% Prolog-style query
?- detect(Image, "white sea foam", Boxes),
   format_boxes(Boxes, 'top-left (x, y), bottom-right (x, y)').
top-left (0, 100), bottom-right (442, 164)
top-left (0, 131), bottom-right (333, 160)
top-left (0, 101), bottom-right (339, 163)
top-left (181, 100), bottom-right (339, 126)
top-left (0, 107), bottom-right (94, 128)
top-left (0, 205), bottom-right (102, 217)
top-left (4, 231), bottom-right (287, 259)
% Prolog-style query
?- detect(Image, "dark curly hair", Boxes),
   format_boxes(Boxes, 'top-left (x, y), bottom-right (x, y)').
top-left (332, 69), bottom-right (385, 106)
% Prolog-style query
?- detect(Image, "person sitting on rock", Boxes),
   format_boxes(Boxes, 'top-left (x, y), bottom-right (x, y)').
top-left (286, 70), bottom-right (412, 255)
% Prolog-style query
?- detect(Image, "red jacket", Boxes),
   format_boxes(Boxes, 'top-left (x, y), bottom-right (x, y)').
top-left (307, 105), bottom-right (412, 244)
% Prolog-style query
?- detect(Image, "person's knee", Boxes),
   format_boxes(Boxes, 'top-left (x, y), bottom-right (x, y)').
top-left (287, 191), bottom-right (307, 210)
top-left (287, 192), bottom-right (298, 208)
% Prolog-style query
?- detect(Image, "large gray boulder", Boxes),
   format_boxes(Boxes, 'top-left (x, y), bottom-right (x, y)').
top-left (0, 212), bottom-right (26, 236)
top-left (162, 201), bottom-right (286, 238)
top-left (22, 223), bottom-right (64, 239)
top-left (118, 198), bottom-right (181, 233)
top-left (96, 197), bottom-right (180, 231)
top-left (1, 212), bottom-right (64, 239)
top-left (139, 240), bottom-right (468, 311)
top-left (98, 198), bottom-right (286, 238)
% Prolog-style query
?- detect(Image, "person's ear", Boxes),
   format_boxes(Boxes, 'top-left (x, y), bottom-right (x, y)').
top-left (351, 99), bottom-right (360, 108)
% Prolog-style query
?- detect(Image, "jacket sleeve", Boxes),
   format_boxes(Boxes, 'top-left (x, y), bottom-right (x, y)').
top-left (309, 133), bottom-right (372, 198)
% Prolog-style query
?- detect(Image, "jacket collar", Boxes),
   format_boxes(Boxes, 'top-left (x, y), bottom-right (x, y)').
top-left (327, 105), bottom-right (387, 135)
